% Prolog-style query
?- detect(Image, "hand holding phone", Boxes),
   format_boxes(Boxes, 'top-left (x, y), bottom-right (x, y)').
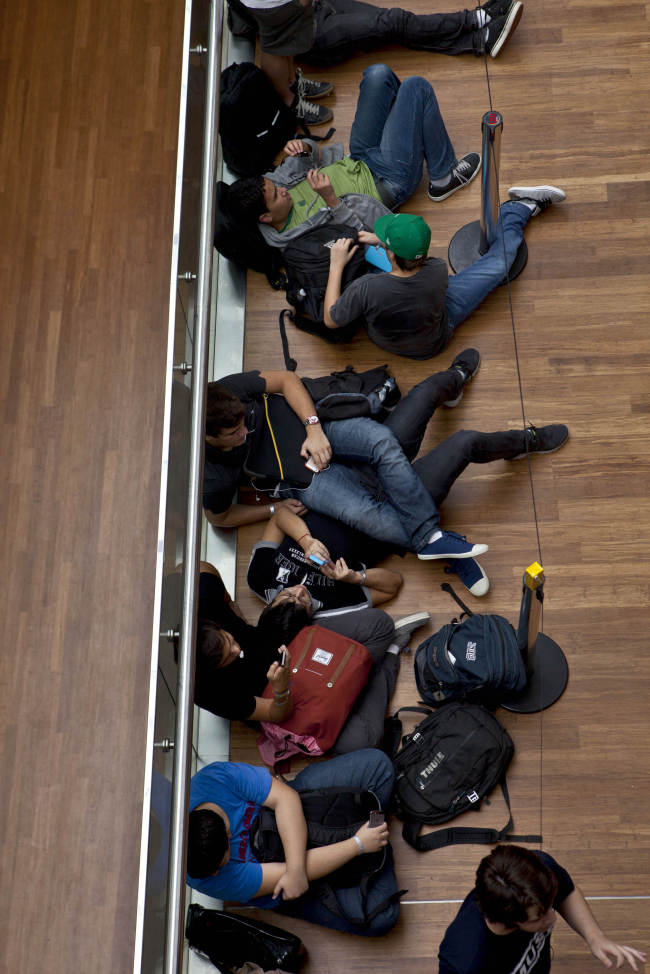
top-left (308, 554), bottom-right (326, 566)
top-left (304, 457), bottom-right (320, 473)
top-left (279, 649), bottom-right (287, 668)
top-left (369, 810), bottom-right (385, 828)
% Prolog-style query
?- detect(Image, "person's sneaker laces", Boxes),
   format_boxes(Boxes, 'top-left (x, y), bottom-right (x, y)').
top-left (418, 530), bottom-right (489, 561)
top-left (292, 93), bottom-right (334, 126)
top-left (291, 68), bottom-right (334, 101)
top-left (428, 153), bottom-right (481, 203)
top-left (512, 424), bottom-right (569, 459)
top-left (444, 558), bottom-right (490, 597)
top-left (391, 611), bottom-right (431, 652)
top-left (483, 1), bottom-right (523, 56)
top-left (444, 348), bottom-right (481, 407)
top-left (508, 184), bottom-right (566, 215)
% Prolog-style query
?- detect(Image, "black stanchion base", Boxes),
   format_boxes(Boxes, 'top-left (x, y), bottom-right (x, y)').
top-left (500, 633), bottom-right (569, 714)
top-left (448, 219), bottom-right (528, 280)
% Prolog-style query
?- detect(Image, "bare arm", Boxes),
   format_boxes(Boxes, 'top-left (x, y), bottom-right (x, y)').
top-left (262, 778), bottom-right (309, 901)
top-left (321, 558), bottom-right (402, 606)
top-left (247, 648), bottom-right (294, 724)
top-left (323, 238), bottom-right (359, 328)
top-left (558, 887), bottom-right (646, 971)
top-left (255, 819), bottom-right (390, 897)
top-left (206, 498), bottom-right (307, 530)
top-left (260, 369), bottom-right (331, 469)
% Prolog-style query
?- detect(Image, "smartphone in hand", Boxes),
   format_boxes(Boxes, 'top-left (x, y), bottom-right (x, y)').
top-left (279, 649), bottom-right (287, 668)
top-left (369, 810), bottom-right (385, 828)
top-left (308, 554), bottom-right (326, 566)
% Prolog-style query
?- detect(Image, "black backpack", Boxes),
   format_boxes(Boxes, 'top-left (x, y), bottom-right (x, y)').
top-left (414, 585), bottom-right (527, 706)
top-left (281, 222), bottom-right (369, 343)
top-left (214, 180), bottom-right (286, 289)
top-left (385, 703), bottom-right (541, 852)
top-left (219, 62), bottom-right (298, 178)
top-left (250, 787), bottom-right (405, 929)
top-left (303, 364), bottom-right (401, 422)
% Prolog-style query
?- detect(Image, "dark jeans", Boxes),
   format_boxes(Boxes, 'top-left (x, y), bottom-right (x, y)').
top-left (385, 366), bottom-right (538, 506)
top-left (304, 0), bottom-right (480, 66)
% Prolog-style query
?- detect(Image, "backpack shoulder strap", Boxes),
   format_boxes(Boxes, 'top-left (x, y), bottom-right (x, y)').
top-left (440, 581), bottom-right (474, 617)
top-left (401, 778), bottom-right (542, 851)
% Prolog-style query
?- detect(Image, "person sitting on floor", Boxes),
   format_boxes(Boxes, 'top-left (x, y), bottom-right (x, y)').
top-left (187, 749), bottom-right (402, 937)
top-left (245, 351), bottom-right (569, 600)
top-left (227, 63), bottom-right (481, 243)
top-left (228, 0), bottom-right (523, 70)
top-left (190, 561), bottom-right (428, 755)
top-left (203, 366), bottom-right (488, 563)
top-left (323, 186), bottom-right (566, 360)
top-left (437, 844), bottom-right (646, 973)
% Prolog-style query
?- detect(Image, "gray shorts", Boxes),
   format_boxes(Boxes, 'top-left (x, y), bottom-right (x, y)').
top-left (252, 0), bottom-right (315, 55)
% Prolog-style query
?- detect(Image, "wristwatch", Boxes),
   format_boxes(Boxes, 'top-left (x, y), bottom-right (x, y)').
top-left (304, 415), bottom-right (320, 426)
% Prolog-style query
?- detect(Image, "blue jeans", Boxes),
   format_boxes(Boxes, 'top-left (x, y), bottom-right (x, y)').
top-left (306, 0), bottom-right (479, 66)
top-left (285, 416), bottom-right (440, 550)
top-left (276, 749), bottom-right (400, 936)
top-left (349, 63), bottom-right (457, 207)
top-left (445, 201), bottom-right (532, 330)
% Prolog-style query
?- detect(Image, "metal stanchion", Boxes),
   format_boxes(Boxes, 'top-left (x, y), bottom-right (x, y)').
top-left (448, 111), bottom-right (527, 280)
top-left (501, 562), bottom-right (569, 713)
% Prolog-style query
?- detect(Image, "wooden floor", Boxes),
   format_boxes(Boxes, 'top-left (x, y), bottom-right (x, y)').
top-left (233, 1), bottom-right (650, 971)
top-left (0, 1), bottom-right (184, 972)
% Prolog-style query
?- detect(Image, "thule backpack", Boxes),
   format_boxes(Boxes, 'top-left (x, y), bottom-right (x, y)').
top-left (386, 703), bottom-right (541, 852)
top-left (280, 223), bottom-right (368, 343)
top-left (302, 365), bottom-right (401, 421)
top-left (414, 584), bottom-right (527, 706)
top-left (219, 62), bottom-right (298, 178)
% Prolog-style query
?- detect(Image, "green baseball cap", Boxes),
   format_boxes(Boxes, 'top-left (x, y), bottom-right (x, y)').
top-left (374, 213), bottom-right (431, 260)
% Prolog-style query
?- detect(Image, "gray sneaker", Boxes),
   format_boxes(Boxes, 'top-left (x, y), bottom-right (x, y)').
top-left (392, 611), bottom-right (431, 652)
top-left (292, 93), bottom-right (333, 126)
top-left (291, 68), bottom-right (334, 100)
top-left (508, 184), bottom-right (566, 215)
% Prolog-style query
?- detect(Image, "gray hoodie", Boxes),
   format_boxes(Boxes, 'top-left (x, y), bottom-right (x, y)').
top-left (258, 140), bottom-right (390, 250)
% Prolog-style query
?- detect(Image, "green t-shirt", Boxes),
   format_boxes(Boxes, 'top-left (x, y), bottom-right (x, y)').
top-left (282, 158), bottom-right (381, 232)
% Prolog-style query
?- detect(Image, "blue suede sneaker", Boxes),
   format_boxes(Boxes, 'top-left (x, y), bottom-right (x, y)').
top-left (417, 531), bottom-right (489, 561)
top-left (444, 558), bottom-right (490, 597)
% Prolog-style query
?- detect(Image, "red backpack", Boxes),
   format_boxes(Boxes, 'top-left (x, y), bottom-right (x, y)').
top-left (257, 625), bottom-right (372, 766)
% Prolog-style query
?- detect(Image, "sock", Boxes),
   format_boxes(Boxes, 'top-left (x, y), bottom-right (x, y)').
top-left (428, 529), bottom-right (443, 543)
top-left (518, 200), bottom-right (539, 213)
top-left (387, 643), bottom-right (401, 655)
top-left (429, 170), bottom-right (453, 188)
top-left (476, 8), bottom-right (490, 27)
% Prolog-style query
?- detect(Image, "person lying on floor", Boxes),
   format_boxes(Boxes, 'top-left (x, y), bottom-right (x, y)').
top-left (246, 350), bottom-right (569, 600)
top-left (226, 63), bottom-right (481, 240)
top-left (228, 0), bottom-right (523, 72)
top-left (323, 187), bottom-right (566, 360)
top-left (187, 749), bottom-right (401, 937)
top-left (193, 561), bottom-right (428, 755)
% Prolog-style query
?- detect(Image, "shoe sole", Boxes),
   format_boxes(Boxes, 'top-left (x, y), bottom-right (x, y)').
top-left (489, 1), bottom-right (523, 57)
top-left (418, 543), bottom-right (489, 561)
top-left (512, 427), bottom-right (569, 459)
top-left (444, 354), bottom-right (481, 407)
top-left (297, 112), bottom-right (334, 126)
top-left (508, 184), bottom-right (567, 205)
top-left (427, 155), bottom-right (482, 203)
top-left (298, 85), bottom-right (334, 100)
top-left (394, 611), bottom-right (431, 632)
top-left (446, 560), bottom-right (490, 597)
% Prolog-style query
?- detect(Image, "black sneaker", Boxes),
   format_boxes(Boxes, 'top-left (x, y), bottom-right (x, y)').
top-left (484, 2), bottom-right (523, 57)
top-left (291, 68), bottom-right (334, 101)
top-left (444, 348), bottom-right (481, 407)
top-left (292, 94), bottom-right (334, 126)
top-left (512, 424), bottom-right (569, 459)
top-left (508, 184), bottom-right (566, 215)
top-left (428, 153), bottom-right (481, 203)
top-left (481, 0), bottom-right (522, 19)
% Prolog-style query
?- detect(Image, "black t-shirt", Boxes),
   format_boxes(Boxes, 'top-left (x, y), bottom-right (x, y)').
top-left (329, 259), bottom-right (450, 359)
top-left (247, 511), bottom-right (393, 616)
top-left (195, 571), bottom-right (278, 721)
top-left (438, 853), bottom-right (575, 974)
top-left (203, 370), bottom-right (266, 515)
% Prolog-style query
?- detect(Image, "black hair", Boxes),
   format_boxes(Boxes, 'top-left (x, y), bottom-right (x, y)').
top-left (205, 382), bottom-right (246, 437)
top-left (187, 808), bottom-right (229, 878)
top-left (197, 618), bottom-right (227, 665)
top-left (394, 254), bottom-right (426, 272)
top-left (474, 845), bottom-right (559, 927)
top-left (227, 175), bottom-right (266, 224)
top-left (257, 600), bottom-right (310, 648)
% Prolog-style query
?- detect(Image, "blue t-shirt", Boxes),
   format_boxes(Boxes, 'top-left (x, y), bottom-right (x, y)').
top-left (438, 852), bottom-right (574, 974)
top-left (187, 762), bottom-right (272, 904)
